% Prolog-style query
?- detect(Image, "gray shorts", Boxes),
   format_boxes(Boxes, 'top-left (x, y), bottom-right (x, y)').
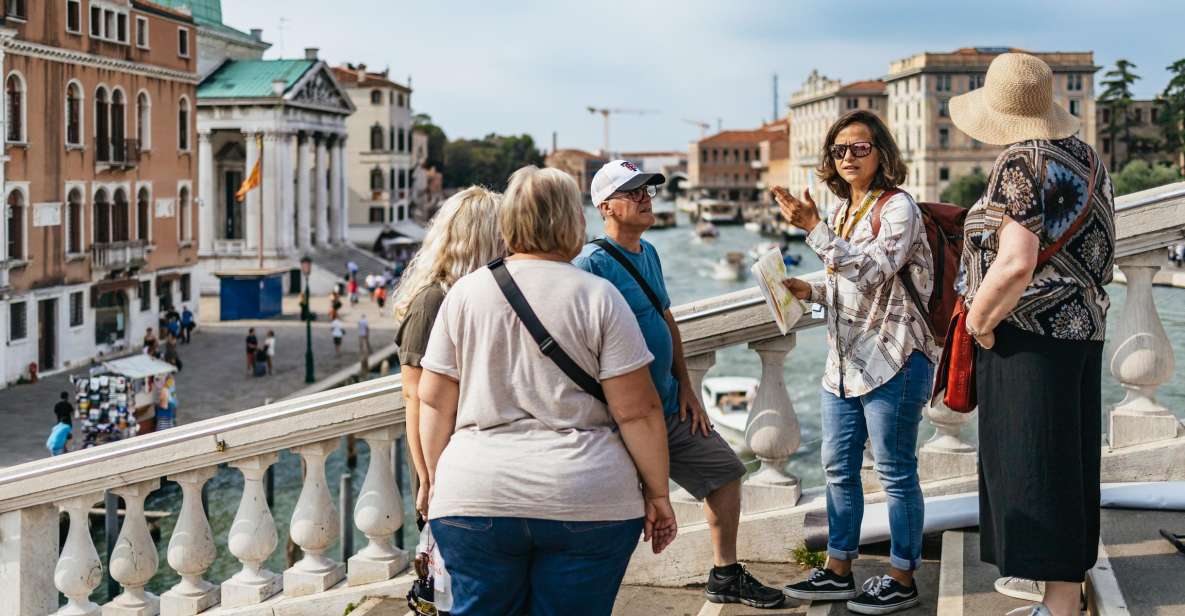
top-left (666, 413), bottom-right (747, 500)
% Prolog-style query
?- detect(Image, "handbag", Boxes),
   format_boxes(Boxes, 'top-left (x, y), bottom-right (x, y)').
top-left (934, 152), bottom-right (1098, 413)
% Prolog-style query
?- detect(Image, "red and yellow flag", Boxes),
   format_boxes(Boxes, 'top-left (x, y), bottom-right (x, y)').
top-left (235, 135), bottom-right (263, 202)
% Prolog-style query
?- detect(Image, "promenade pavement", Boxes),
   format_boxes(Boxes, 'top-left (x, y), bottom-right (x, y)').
top-left (0, 292), bottom-right (396, 469)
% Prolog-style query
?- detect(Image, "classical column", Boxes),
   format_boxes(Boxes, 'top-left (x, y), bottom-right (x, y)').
top-left (160, 467), bottom-right (219, 615)
top-left (243, 132), bottom-right (261, 253)
top-left (261, 132), bottom-right (281, 258)
top-left (338, 137), bottom-right (349, 242)
top-left (103, 479), bottom-right (161, 616)
top-left (284, 439), bottom-right (345, 595)
top-left (197, 131), bottom-right (215, 255)
top-left (348, 427), bottom-right (408, 585)
top-left (297, 135), bottom-right (313, 252)
top-left (744, 335), bottom-right (801, 504)
top-left (330, 137), bottom-right (346, 244)
top-left (1107, 253), bottom-right (1183, 448)
top-left (53, 493), bottom-right (105, 616)
top-left (221, 454), bottom-right (282, 608)
top-left (279, 133), bottom-right (296, 254)
top-left (314, 136), bottom-right (330, 248)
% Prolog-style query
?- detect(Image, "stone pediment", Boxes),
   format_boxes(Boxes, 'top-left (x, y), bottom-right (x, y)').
top-left (288, 65), bottom-right (355, 114)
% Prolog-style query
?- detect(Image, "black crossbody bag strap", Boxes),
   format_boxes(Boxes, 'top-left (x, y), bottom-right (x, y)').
top-left (488, 258), bottom-right (607, 404)
top-left (590, 239), bottom-right (666, 316)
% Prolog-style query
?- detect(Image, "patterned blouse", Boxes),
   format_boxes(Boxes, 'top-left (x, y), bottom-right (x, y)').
top-left (806, 190), bottom-right (939, 398)
top-left (959, 137), bottom-right (1115, 341)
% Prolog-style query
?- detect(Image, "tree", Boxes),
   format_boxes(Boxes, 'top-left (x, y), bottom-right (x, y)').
top-left (1099, 59), bottom-right (1141, 171)
top-left (939, 171), bottom-right (988, 207)
top-left (443, 133), bottom-right (544, 190)
top-left (1159, 58), bottom-right (1185, 175)
top-left (1112, 160), bottom-right (1183, 196)
top-left (412, 113), bottom-right (448, 172)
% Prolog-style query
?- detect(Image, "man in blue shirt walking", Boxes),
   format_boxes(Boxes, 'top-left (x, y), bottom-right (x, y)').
top-left (574, 160), bottom-right (783, 609)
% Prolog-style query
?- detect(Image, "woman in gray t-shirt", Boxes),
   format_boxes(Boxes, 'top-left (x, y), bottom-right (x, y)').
top-left (419, 167), bottom-right (677, 616)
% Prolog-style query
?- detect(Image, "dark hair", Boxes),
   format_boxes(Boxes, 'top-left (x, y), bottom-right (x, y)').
top-left (816, 110), bottom-right (908, 201)
top-left (60, 391), bottom-right (69, 400)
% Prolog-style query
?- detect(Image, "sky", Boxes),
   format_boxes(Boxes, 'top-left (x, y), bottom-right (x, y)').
top-left (223, 0), bottom-right (1185, 154)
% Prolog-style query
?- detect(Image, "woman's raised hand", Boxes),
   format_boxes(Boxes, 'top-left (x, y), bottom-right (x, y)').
top-left (772, 186), bottom-right (821, 232)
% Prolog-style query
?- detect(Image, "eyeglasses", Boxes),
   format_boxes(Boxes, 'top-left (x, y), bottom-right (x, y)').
top-left (611, 185), bottom-right (657, 202)
top-left (830, 142), bottom-right (874, 160)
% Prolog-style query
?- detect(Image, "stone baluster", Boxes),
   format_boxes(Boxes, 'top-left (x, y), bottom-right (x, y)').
top-left (1107, 254), bottom-right (1183, 448)
top-left (348, 427), bottom-right (409, 585)
top-left (221, 454), bottom-right (282, 608)
top-left (160, 467), bottom-right (219, 615)
top-left (744, 335), bottom-right (802, 504)
top-left (284, 439), bottom-right (345, 596)
top-left (103, 479), bottom-right (161, 616)
top-left (53, 493), bottom-right (105, 616)
top-left (684, 352), bottom-right (717, 398)
top-left (919, 403), bottom-right (977, 480)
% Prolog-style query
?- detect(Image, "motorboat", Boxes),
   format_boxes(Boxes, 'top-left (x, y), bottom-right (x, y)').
top-left (695, 221), bottom-right (719, 239)
top-left (702, 376), bottom-right (759, 454)
top-left (711, 251), bottom-right (748, 281)
top-left (697, 200), bottom-right (743, 224)
top-left (651, 203), bottom-right (678, 229)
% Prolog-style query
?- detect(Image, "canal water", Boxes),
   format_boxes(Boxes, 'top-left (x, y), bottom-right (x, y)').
top-left (96, 201), bottom-right (1185, 601)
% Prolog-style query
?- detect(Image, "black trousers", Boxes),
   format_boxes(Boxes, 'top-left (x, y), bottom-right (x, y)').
top-left (976, 322), bottom-right (1103, 583)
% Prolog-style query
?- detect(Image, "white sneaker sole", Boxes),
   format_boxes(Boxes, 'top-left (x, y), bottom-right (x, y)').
top-left (845, 596), bottom-right (920, 615)
top-left (782, 587), bottom-right (859, 601)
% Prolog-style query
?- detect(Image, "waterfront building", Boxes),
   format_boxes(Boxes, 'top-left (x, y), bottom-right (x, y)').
top-left (1096, 98), bottom-right (1181, 172)
top-left (333, 64), bottom-right (416, 247)
top-left (788, 72), bottom-right (886, 216)
top-left (621, 150), bottom-right (689, 194)
top-left (544, 148), bottom-right (606, 200)
top-left (688, 120), bottom-right (788, 204)
top-left (409, 128), bottom-right (444, 221)
top-left (0, 0), bottom-right (199, 387)
top-left (885, 47), bottom-right (1096, 201)
top-left (154, 0), bottom-right (356, 294)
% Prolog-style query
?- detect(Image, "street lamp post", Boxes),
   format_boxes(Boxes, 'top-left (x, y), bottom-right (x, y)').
top-left (300, 256), bottom-right (315, 384)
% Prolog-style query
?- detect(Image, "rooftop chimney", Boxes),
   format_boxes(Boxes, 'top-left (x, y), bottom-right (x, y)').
top-left (250, 28), bottom-right (263, 42)
top-left (271, 79), bottom-right (286, 97)
top-left (304, 47), bottom-right (319, 61)
top-left (356, 63), bottom-right (367, 83)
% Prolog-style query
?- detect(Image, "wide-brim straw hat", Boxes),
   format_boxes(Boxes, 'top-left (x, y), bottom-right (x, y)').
top-left (949, 52), bottom-right (1080, 146)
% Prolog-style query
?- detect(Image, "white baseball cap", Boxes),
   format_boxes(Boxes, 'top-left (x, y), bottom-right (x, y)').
top-left (590, 160), bottom-right (666, 206)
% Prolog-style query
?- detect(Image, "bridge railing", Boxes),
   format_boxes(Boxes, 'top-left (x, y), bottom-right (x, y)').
top-left (1, 181), bottom-right (1183, 614)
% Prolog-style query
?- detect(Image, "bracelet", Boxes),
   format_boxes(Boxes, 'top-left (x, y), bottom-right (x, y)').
top-left (964, 320), bottom-right (983, 338)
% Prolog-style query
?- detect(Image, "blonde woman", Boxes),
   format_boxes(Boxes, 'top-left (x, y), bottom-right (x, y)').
top-left (394, 186), bottom-right (504, 519)
top-left (418, 166), bottom-right (677, 615)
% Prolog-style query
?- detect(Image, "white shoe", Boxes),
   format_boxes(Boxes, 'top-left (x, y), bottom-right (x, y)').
top-left (995, 577), bottom-right (1044, 602)
top-left (1005, 605), bottom-right (1052, 616)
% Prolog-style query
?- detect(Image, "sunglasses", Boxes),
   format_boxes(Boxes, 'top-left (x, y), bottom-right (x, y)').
top-left (830, 142), bottom-right (875, 160)
top-left (611, 185), bottom-right (658, 203)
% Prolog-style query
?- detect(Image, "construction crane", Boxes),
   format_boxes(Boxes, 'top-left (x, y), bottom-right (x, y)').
top-left (682, 118), bottom-right (711, 139)
top-left (587, 107), bottom-right (658, 155)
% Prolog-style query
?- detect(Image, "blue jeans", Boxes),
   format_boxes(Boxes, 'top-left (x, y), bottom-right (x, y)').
top-left (820, 351), bottom-right (933, 571)
top-left (430, 516), bottom-right (644, 616)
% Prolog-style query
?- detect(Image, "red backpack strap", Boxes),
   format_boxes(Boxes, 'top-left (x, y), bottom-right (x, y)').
top-left (870, 188), bottom-right (903, 237)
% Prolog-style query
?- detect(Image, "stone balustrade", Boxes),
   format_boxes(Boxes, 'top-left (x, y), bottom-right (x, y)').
top-left (0, 182), bottom-right (1182, 613)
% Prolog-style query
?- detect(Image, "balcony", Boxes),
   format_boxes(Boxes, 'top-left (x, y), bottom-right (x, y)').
top-left (90, 239), bottom-right (148, 271)
top-left (96, 137), bottom-right (141, 170)
top-left (1, 183), bottom-right (1184, 614)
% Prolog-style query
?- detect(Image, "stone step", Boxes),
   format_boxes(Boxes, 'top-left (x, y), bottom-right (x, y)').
top-left (1086, 508), bottom-right (1185, 615)
top-left (937, 529), bottom-right (1033, 615)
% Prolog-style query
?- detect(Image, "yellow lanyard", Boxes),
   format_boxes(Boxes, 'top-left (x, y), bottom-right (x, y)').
top-left (833, 189), bottom-right (882, 241)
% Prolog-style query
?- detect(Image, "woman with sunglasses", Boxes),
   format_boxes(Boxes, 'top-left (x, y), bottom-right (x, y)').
top-left (777, 110), bottom-right (938, 615)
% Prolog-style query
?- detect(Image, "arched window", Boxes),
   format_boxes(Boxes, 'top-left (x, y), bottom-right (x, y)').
top-left (389, 166), bottom-right (396, 191)
top-left (95, 87), bottom-right (110, 162)
top-left (136, 187), bottom-right (150, 241)
top-left (136, 91), bottom-right (150, 150)
top-left (112, 188), bottom-right (129, 242)
top-left (111, 89), bottom-right (126, 162)
top-left (94, 188), bottom-right (110, 243)
top-left (67, 189), bottom-right (83, 254)
top-left (397, 127), bottom-right (405, 152)
top-left (370, 167), bottom-right (384, 191)
top-left (370, 89), bottom-right (382, 105)
top-left (177, 96), bottom-right (190, 150)
top-left (6, 73), bottom-right (24, 143)
top-left (369, 124), bottom-right (383, 151)
top-left (178, 186), bottom-right (190, 241)
top-left (66, 82), bottom-right (82, 146)
top-left (6, 190), bottom-right (24, 259)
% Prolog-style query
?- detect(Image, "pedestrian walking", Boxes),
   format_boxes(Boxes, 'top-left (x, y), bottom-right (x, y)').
top-left (163, 334), bottom-right (182, 371)
top-left (143, 327), bottom-right (159, 357)
top-left (778, 109), bottom-right (936, 615)
top-left (374, 285), bottom-right (387, 310)
top-left (245, 328), bottom-right (259, 376)
top-left (949, 52), bottom-right (1115, 616)
top-left (181, 305), bottom-right (195, 343)
top-left (54, 391), bottom-right (74, 425)
top-left (347, 259), bottom-right (359, 280)
top-left (357, 314), bottom-right (370, 355)
top-left (46, 416), bottom-right (72, 456)
top-left (348, 277), bottom-right (359, 305)
top-left (331, 317), bottom-right (345, 355)
top-left (329, 290), bottom-right (342, 320)
top-left (265, 330), bottom-right (276, 375)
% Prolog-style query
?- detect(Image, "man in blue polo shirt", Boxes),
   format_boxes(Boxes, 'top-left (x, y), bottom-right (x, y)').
top-left (574, 160), bottom-right (783, 609)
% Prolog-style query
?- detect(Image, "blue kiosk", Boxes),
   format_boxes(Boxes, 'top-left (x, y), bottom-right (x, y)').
top-left (214, 268), bottom-right (288, 320)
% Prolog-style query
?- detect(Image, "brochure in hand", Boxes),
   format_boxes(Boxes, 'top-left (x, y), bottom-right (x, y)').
top-left (751, 247), bottom-right (807, 335)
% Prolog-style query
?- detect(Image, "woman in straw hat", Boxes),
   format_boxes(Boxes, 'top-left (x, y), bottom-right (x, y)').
top-left (950, 52), bottom-right (1115, 616)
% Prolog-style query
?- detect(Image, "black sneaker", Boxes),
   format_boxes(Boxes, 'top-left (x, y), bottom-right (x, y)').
top-left (782, 567), bottom-right (858, 601)
top-left (846, 575), bottom-right (920, 615)
top-left (704, 564), bottom-right (785, 608)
